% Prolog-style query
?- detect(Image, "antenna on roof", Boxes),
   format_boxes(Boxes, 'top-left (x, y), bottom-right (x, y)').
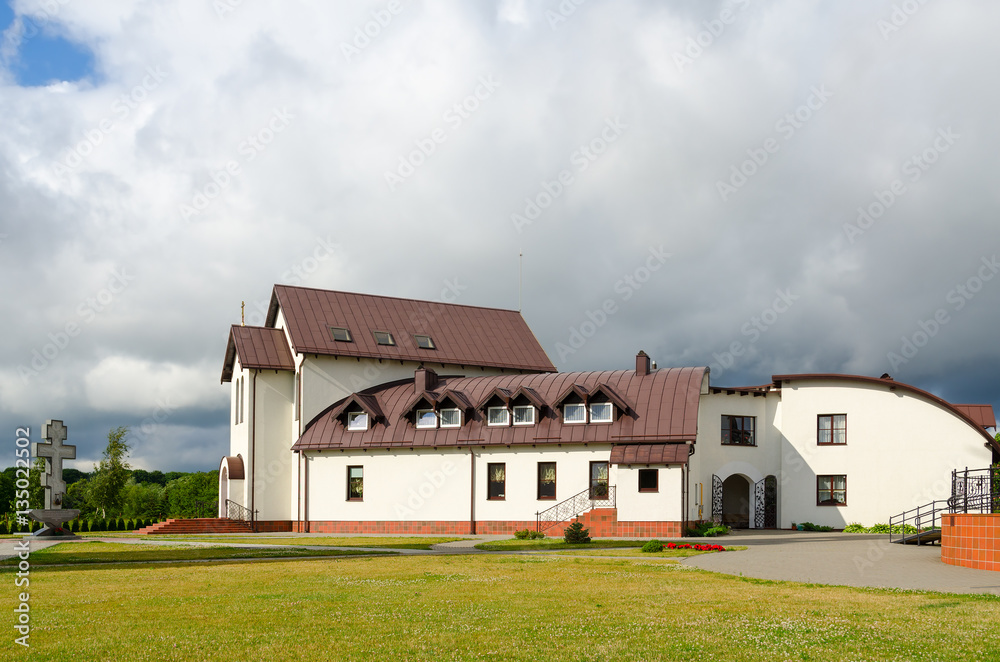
top-left (241, 301), bottom-right (245, 326)
top-left (518, 249), bottom-right (523, 312)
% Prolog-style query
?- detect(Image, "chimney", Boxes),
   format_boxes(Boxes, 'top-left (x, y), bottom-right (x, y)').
top-left (414, 365), bottom-right (438, 393)
top-left (636, 351), bottom-right (651, 376)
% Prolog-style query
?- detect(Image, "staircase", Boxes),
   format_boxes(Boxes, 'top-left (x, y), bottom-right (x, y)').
top-left (889, 467), bottom-right (999, 545)
top-left (134, 518), bottom-right (253, 535)
top-left (536, 486), bottom-right (616, 532)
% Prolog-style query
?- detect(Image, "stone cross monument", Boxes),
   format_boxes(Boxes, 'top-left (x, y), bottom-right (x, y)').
top-left (29, 420), bottom-right (80, 537)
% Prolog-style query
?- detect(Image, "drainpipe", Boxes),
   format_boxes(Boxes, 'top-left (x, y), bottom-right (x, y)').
top-left (469, 448), bottom-right (476, 535)
top-left (303, 452), bottom-right (310, 533)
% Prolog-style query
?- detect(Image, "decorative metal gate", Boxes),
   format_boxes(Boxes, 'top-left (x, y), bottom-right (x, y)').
top-left (711, 474), bottom-right (723, 524)
top-left (764, 475), bottom-right (777, 528)
top-left (754, 475), bottom-right (778, 529)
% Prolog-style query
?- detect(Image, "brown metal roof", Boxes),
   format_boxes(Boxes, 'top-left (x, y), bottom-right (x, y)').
top-left (221, 325), bottom-right (295, 382)
top-left (219, 455), bottom-right (245, 480)
top-left (291, 367), bottom-right (708, 451)
top-left (610, 444), bottom-right (690, 465)
top-left (953, 404), bottom-right (997, 430)
top-left (771, 373), bottom-right (1000, 449)
top-left (266, 285), bottom-right (556, 373)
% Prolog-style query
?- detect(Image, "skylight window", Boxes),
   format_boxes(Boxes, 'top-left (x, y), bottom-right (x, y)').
top-left (414, 334), bottom-right (435, 349)
top-left (373, 331), bottom-right (395, 346)
top-left (330, 326), bottom-right (352, 342)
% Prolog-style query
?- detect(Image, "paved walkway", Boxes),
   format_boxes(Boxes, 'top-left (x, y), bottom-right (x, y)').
top-left (6, 530), bottom-right (1000, 595)
top-left (681, 530), bottom-right (1000, 595)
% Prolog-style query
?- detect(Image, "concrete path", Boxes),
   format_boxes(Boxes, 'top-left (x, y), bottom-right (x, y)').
top-left (682, 530), bottom-right (1000, 595)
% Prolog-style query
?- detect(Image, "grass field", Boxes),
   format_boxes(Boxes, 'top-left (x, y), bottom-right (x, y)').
top-left (474, 538), bottom-right (651, 551)
top-left (0, 542), bottom-right (392, 565)
top-left (140, 536), bottom-right (467, 550)
top-left (14, 553), bottom-right (1000, 660)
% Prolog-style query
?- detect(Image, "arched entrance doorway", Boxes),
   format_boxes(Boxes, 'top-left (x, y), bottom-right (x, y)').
top-left (722, 474), bottom-right (751, 529)
top-left (219, 466), bottom-right (228, 517)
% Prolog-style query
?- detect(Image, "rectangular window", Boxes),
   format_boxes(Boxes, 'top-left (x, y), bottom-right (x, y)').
top-left (589, 402), bottom-right (613, 423)
top-left (416, 409), bottom-right (437, 429)
top-left (818, 414), bottom-right (847, 445)
top-left (563, 403), bottom-right (586, 424)
top-left (537, 462), bottom-right (556, 500)
top-left (439, 408), bottom-right (461, 428)
top-left (293, 373), bottom-right (300, 422)
top-left (513, 405), bottom-right (535, 425)
top-left (346, 411), bottom-right (368, 431)
top-left (373, 331), bottom-right (395, 346)
top-left (590, 461), bottom-right (609, 499)
top-left (413, 334), bottom-right (435, 349)
top-left (330, 326), bottom-right (353, 342)
top-left (817, 475), bottom-right (847, 506)
top-left (638, 469), bottom-right (658, 492)
top-left (487, 406), bottom-right (510, 426)
top-left (721, 415), bottom-right (756, 446)
top-left (234, 378), bottom-right (240, 426)
top-left (487, 463), bottom-right (506, 500)
top-left (347, 466), bottom-right (363, 501)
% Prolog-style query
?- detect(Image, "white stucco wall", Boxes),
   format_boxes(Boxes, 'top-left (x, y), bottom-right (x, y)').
top-left (616, 465), bottom-right (683, 522)
top-left (688, 391), bottom-right (782, 526)
top-left (778, 380), bottom-right (993, 528)
top-left (304, 445), bottom-right (634, 523)
top-left (248, 370), bottom-right (295, 521)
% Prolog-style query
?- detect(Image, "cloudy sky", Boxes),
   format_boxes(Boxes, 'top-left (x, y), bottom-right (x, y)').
top-left (1, 0), bottom-right (997, 472)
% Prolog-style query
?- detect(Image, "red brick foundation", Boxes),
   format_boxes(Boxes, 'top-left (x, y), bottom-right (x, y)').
top-left (282, 510), bottom-right (683, 537)
top-left (942, 513), bottom-right (1000, 572)
top-left (254, 520), bottom-right (293, 533)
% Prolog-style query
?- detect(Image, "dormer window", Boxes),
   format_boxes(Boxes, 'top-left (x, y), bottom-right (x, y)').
top-left (513, 404), bottom-right (535, 426)
top-left (589, 402), bottom-right (613, 423)
top-left (346, 411), bottom-right (369, 431)
top-left (416, 409), bottom-right (437, 429)
top-left (330, 326), bottom-right (352, 342)
top-left (563, 403), bottom-right (586, 424)
top-left (373, 331), bottom-right (395, 346)
top-left (414, 334), bottom-right (435, 349)
top-left (487, 407), bottom-right (510, 427)
top-left (439, 408), bottom-right (462, 428)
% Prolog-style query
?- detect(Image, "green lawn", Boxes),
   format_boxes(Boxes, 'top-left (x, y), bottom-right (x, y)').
top-left (90, 534), bottom-right (467, 550)
top-left (542, 546), bottom-right (745, 558)
top-left (0, 542), bottom-right (392, 566)
top-left (17, 554), bottom-right (1000, 660)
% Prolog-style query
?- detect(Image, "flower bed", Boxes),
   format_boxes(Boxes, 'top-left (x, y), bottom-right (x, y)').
top-left (641, 539), bottom-right (727, 553)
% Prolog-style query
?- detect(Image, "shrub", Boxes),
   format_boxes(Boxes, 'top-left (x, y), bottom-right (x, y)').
top-left (641, 540), bottom-right (664, 553)
top-left (514, 529), bottom-right (531, 540)
top-left (686, 521), bottom-right (730, 537)
top-left (799, 522), bottom-right (834, 532)
top-left (843, 523), bottom-right (867, 533)
top-left (666, 542), bottom-right (726, 552)
top-left (528, 530), bottom-right (545, 539)
top-left (563, 521), bottom-right (591, 544)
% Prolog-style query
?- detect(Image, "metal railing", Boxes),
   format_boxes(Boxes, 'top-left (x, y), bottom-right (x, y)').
top-left (225, 499), bottom-right (256, 532)
top-left (889, 466), bottom-right (999, 544)
top-left (536, 485), bottom-right (616, 532)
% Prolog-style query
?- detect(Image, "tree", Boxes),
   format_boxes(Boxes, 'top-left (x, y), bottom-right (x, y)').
top-left (87, 427), bottom-right (132, 518)
top-left (121, 480), bottom-right (167, 519)
top-left (132, 469), bottom-right (166, 486)
top-left (563, 520), bottom-right (591, 544)
top-left (165, 472), bottom-right (218, 517)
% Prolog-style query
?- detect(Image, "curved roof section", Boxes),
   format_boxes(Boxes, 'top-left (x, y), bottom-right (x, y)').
top-left (221, 325), bottom-right (295, 383)
top-left (292, 367), bottom-right (708, 451)
top-left (771, 373), bottom-right (999, 448)
top-left (266, 285), bottom-right (556, 372)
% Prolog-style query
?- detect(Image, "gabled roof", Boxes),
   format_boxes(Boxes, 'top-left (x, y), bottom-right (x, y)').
top-left (292, 367), bottom-right (708, 451)
top-left (477, 387), bottom-right (513, 409)
top-left (438, 389), bottom-right (474, 411)
top-left (329, 393), bottom-right (385, 423)
top-left (221, 325), bottom-right (295, 383)
top-left (266, 285), bottom-right (556, 372)
top-left (771, 374), bottom-right (1000, 449)
top-left (589, 383), bottom-right (633, 414)
top-left (554, 384), bottom-right (590, 406)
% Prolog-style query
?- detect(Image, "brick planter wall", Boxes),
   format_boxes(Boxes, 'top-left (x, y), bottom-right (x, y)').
top-left (941, 513), bottom-right (1000, 572)
top-left (284, 512), bottom-right (683, 537)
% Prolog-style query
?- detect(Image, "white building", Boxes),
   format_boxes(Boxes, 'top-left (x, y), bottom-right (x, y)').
top-left (219, 285), bottom-right (998, 534)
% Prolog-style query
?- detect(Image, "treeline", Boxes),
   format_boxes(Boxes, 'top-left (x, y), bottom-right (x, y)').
top-left (0, 426), bottom-right (218, 520)
top-left (0, 465), bottom-right (219, 520)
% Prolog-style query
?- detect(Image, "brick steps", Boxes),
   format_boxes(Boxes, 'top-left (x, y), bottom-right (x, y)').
top-left (134, 518), bottom-right (252, 535)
